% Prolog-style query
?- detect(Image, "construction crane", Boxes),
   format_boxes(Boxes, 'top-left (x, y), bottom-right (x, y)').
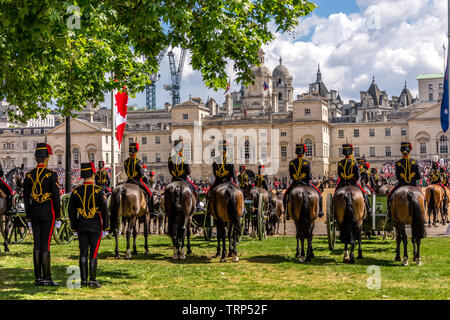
top-left (145, 48), bottom-right (168, 109)
top-left (164, 48), bottom-right (187, 106)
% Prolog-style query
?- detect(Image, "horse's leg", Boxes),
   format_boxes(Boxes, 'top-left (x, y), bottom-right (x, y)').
top-left (132, 221), bottom-right (138, 255)
top-left (400, 224), bottom-right (408, 266)
top-left (215, 219), bottom-right (222, 258)
top-left (114, 229), bottom-right (120, 259)
top-left (232, 222), bottom-right (239, 262)
top-left (221, 223), bottom-right (227, 262)
top-left (349, 242), bottom-right (355, 264)
top-left (343, 243), bottom-right (350, 263)
top-left (125, 219), bottom-right (133, 259)
top-left (357, 230), bottom-right (363, 259)
top-left (295, 236), bottom-right (300, 258)
top-left (227, 223), bottom-right (233, 258)
top-left (306, 234), bottom-right (314, 262)
top-left (415, 238), bottom-right (422, 266)
top-left (144, 213), bottom-right (150, 255)
top-left (299, 237), bottom-right (306, 263)
top-left (412, 238), bottom-right (417, 262)
top-left (3, 215), bottom-right (10, 252)
top-left (394, 224), bottom-right (401, 261)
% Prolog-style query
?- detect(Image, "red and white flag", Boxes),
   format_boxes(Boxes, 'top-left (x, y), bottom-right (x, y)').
top-left (115, 87), bottom-right (128, 149)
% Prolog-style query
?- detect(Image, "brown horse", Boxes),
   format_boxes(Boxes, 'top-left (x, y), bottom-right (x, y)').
top-left (109, 183), bottom-right (151, 259)
top-left (441, 187), bottom-right (450, 225)
top-left (377, 184), bottom-right (394, 195)
top-left (287, 185), bottom-right (319, 262)
top-left (268, 193), bottom-right (284, 235)
top-left (208, 182), bottom-right (244, 262)
top-left (425, 185), bottom-right (443, 227)
top-left (164, 180), bottom-right (196, 260)
top-left (390, 186), bottom-right (426, 266)
top-left (333, 185), bottom-right (366, 264)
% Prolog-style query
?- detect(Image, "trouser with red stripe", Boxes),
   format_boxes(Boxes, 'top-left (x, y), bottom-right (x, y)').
top-left (29, 202), bottom-right (55, 252)
top-left (78, 231), bottom-right (102, 259)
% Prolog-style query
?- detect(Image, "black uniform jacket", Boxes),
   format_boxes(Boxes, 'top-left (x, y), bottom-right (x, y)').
top-left (289, 157), bottom-right (312, 184)
top-left (395, 157), bottom-right (421, 186)
top-left (124, 156), bottom-right (144, 181)
top-left (24, 165), bottom-right (61, 221)
top-left (68, 183), bottom-right (109, 233)
top-left (212, 155), bottom-right (235, 182)
top-left (168, 155), bottom-right (191, 180)
top-left (95, 169), bottom-right (111, 189)
top-left (337, 157), bottom-right (360, 187)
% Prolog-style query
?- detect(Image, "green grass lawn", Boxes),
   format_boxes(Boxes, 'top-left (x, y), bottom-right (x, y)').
top-left (0, 234), bottom-right (449, 300)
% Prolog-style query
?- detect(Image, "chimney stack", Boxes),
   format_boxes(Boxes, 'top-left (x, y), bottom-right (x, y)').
top-left (225, 94), bottom-right (232, 115)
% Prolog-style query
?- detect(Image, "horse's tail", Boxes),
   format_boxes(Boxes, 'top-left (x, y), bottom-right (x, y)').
top-left (226, 185), bottom-right (241, 233)
top-left (408, 192), bottom-right (426, 240)
top-left (296, 188), bottom-right (312, 239)
top-left (110, 186), bottom-right (125, 231)
top-left (169, 185), bottom-right (184, 238)
top-left (339, 192), bottom-right (356, 244)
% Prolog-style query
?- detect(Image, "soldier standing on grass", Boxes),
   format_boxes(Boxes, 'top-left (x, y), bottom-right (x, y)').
top-left (68, 162), bottom-right (109, 288)
top-left (24, 143), bottom-right (61, 286)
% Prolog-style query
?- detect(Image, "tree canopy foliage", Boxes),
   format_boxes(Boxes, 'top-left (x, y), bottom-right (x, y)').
top-left (0, 0), bottom-right (316, 122)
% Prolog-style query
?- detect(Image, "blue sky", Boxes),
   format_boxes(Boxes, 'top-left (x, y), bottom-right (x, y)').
top-left (101, 0), bottom-right (448, 110)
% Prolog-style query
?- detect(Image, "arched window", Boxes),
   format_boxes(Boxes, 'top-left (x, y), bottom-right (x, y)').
top-left (278, 79), bottom-right (282, 85)
top-left (439, 135), bottom-right (448, 154)
top-left (278, 92), bottom-right (282, 101)
top-left (305, 139), bottom-right (313, 157)
top-left (73, 148), bottom-right (80, 166)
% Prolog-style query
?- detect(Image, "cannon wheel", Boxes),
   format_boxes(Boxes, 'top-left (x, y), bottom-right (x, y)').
top-left (53, 194), bottom-right (75, 245)
top-left (257, 193), bottom-right (267, 241)
top-left (2, 213), bottom-right (29, 244)
top-left (326, 193), bottom-right (336, 250)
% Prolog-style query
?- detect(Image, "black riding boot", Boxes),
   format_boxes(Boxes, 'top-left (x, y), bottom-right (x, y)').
top-left (41, 251), bottom-right (58, 286)
top-left (33, 249), bottom-right (43, 286)
top-left (88, 258), bottom-right (102, 288)
top-left (364, 193), bottom-right (372, 215)
top-left (318, 195), bottom-right (324, 218)
top-left (80, 257), bottom-right (88, 287)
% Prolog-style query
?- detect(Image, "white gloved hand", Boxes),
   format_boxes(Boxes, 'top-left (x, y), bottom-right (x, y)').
top-left (28, 222), bottom-right (32, 228)
top-left (102, 231), bottom-right (108, 238)
top-left (54, 221), bottom-right (61, 229)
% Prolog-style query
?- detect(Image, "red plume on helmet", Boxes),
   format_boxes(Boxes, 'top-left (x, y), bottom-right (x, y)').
top-left (90, 161), bottom-right (96, 174)
top-left (46, 144), bottom-right (53, 155)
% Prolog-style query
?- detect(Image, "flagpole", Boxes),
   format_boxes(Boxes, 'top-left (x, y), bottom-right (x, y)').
top-left (111, 89), bottom-right (116, 189)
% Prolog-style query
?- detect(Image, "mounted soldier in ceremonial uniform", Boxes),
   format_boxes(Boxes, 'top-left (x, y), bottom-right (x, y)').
top-left (429, 156), bottom-right (448, 208)
top-left (168, 138), bottom-right (198, 197)
top-left (255, 164), bottom-right (269, 191)
top-left (0, 164), bottom-right (13, 214)
top-left (95, 161), bottom-right (111, 194)
top-left (387, 142), bottom-right (421, 215)
top-left (209, 140), bottom-right (237, 193)
top-left (124, 142), bottom-right (152, 207)
top-left (284, 143), bottom-right (324, 217)
top-left (237, 165), bottom-right (249, 189)
top-left (69, 162), bottom-right (109, 288)
top-left (335, 144), bottom-right (372, 214)
top-left (24, 143), bottom-right (61, 286)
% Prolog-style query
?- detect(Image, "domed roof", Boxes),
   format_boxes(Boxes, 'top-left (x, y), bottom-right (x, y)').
top-left (251, 65), bottom-right (271, 77)
top-left (272, 57), bottom-right (291, 78)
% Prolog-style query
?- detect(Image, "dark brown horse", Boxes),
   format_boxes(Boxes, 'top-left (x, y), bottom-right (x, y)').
top-left (333, 185), bottom-right (366, 264)
top-left (287, 185), bottom-right (320, 262)
top-left (425, 185), bottom-right (443, 227)
top-left (109, 183), bottom-right (151, 259)
top-left (390, 186), bottom-right (426, 266)
top-left (208, 182), bottom-right (244, 262)
top-left (268, 193), bottom-right (284, 235)
top-left (164, 180), bottom-right (196, 260)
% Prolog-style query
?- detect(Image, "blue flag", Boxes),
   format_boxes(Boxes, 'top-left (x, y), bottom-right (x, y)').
top-left (441, 59), bottom-right (449, 133)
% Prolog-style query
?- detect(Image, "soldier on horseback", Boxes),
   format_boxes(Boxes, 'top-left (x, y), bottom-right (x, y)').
top-left (209, 140), bottom-right (238, 193)
top-left (95, 161), bottom-right (111, 194)
top-left (284, 143), bottom-right (324, 217)
top-left (358, 157), bottom-right (375, 193)
top-left (387, 142), bottom-right (421, 216)
top-left (335, 144), bottom-right (372, 214)
top-left (429, 156), bottom-right (448, 207)
top-left (237, 165), bottom-right (249, 189)
top-left (124, 142), bottom-right (152, 207)
top-left (255, 164), bottom-right (269, 191)
top-left (68, 162), bottom-right (109, 288)
top-left (0, 164), bottom-right (13, 214)
top-left (168, 138), bottom-right (198, 197)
